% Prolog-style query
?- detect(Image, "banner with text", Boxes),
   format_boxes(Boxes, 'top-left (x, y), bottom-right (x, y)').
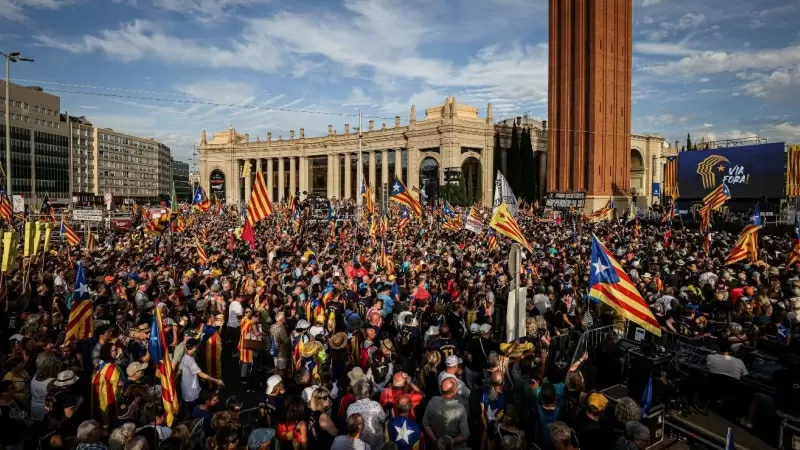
top-left (544, 192), bottom-right (586, 210)
top-left (677, 142), bottom-right (785, 199)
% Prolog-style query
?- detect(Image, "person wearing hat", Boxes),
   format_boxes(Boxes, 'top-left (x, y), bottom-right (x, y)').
top-left (299, 340), bottom-right (324, 385)
top-left (328, 332), bottom-right (349, 380)
top-left (259, 375), bottom-right (285, 428)
top-left (438, 355), bottom-right (470, 409)
top-left (573, 392), bottom-right (614, 450)
top-left (247, 428), bottom-right (277, 450)
top-left (464, 323), bottom-right (499, 390)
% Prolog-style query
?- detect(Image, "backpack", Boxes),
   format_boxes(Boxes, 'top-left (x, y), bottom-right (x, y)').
top-left (535, 404), bottom-right (561, 449)
top-left (269, 335), bottom-right (279, 357)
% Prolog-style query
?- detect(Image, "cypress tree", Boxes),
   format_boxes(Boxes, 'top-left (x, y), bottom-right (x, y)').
top-left (493, 131), bottom-right (503, 181)
top-left (508, 120), bottom-right (520, 192)
top-left (686, 133), bottom-right (692, 152)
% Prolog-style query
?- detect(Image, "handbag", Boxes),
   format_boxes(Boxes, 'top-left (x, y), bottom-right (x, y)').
top-left (243, 331), bottom-right (262, 350)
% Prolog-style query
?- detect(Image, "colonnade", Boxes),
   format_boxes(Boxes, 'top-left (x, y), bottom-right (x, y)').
top-left (236, 149), bottom-right (407, 203)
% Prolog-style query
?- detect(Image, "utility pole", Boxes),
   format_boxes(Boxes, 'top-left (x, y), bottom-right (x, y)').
top-left (356, 110), bottom-right (363, 208)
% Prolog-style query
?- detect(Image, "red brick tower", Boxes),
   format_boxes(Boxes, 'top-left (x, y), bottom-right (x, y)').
top-left (547, 0), bottom-right (633, 211)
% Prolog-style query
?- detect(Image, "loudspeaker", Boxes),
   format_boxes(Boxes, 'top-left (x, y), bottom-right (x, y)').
top-left (627, 347), bottom-right (673, 401)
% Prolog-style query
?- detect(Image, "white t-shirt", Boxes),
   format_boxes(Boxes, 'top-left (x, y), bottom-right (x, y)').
top-left (706, 354), bottom-right (748, 380)
top-left (228, 301), bottom-right (243, 328)
top-left (180, 354), bottom-right (202, 402)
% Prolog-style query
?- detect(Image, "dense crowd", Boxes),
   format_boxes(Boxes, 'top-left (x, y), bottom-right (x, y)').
top-left (1, 197), bottom-right (800, 450)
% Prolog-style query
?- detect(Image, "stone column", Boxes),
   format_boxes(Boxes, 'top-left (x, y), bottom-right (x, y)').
top-left (299, 156), bottom-right (308, 195)
top-left (395, 149), bottom-right (403, 184)
top-left (244, 159), bottom-right (252, 204)
top-left (381, 150), bottom-right (389, 187)
top-left (289, 156), bottom-right (297, 198)
top-left (278, 157), bottom-right (285, 202)
top-left (344, 153), bottom-right (352, 199)
top-left (326, 154), bottom-right (334, 198)
top-left (266, 158), bottom-right (274, 200)
top-left (407, 147), bottom-right (419, 192)
top-left (368, 151), bottom-right (376, 186)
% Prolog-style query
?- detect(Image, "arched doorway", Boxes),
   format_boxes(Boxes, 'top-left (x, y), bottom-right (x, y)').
top-left (630, 149), bottom-right (645, 206)
top-left (209, 169), bottom-right (226, 203)
top-left (419, 157), bottom-right (439, 205)
top-left (461, 157), bottom-right (482, 205)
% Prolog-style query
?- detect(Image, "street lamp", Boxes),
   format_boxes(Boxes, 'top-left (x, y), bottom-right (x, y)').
top-left (1, 51), bottom-right (35, 197)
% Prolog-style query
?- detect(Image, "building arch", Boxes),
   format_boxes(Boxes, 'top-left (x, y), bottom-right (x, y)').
top-left (208, 168), bottom-right (227, 203)
top-left (419, 157), bottom-right (440, 205)
top-left (630, 148), bottom-right (645, 198)
top-left (461, 157), bottom-right (482, 205)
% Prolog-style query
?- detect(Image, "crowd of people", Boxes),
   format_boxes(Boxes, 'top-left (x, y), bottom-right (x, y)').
top-left (1, 195), bottom-right (799, 450)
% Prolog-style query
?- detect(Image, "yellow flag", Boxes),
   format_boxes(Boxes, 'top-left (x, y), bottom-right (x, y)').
top-left (489, 202), bottom-right (532, 252)
top-left (23, 222), bottom-right (34, 257)
top-left (2, 231), bottom-right (18, 271)
top-left (43, 223), bottom-right (54, 253)
top-left (33, 222), bottom-right (44, 255)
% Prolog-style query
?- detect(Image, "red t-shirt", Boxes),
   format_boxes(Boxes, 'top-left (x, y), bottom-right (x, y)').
top-left (379, 389), bottom-right (423, 420)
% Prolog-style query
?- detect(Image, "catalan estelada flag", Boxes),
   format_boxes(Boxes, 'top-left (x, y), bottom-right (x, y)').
top-left (703, 231), bottom-right (712, 255)
top-left (0, 189), bottom-right (12, 223)
top-left (381, 245), bottom-right (393, 275)
top-left (725, 205), bottom-right (761, 265)
top-left (92, 359), bottom-right (121, 434)
top-left (149, 305), bottom-right (179, 425)
top-left (144, 215), bottom-right (169, 236)
top-left (489, 202), bottom-right (531, 251)
top-left (662, 201), bottom-right (678, 224)
top-left (589, 235), bottom-right (661, 335)
top-left (172, 216), bottom-right (185, 233)
top-left (64, 261), bottom-right (94, 345)
top-left (788, 214), bottom-right (800, 267)
top-left (487, 228), bottom-right (498, 251)
top-left (192, 186), bottom-right (211, 212)
top-left (702, 183), bottom-right (732, 211)
top-left (246, 170), bottom-right (274, 225)
top-left (60, 220), bottom-right (81, 247)
top-left (389, 176), bottom-right (422, 217)
top-left (201, 324), bottom-right (223, 380)
top-left (397, 206), bottom-right (410, 231)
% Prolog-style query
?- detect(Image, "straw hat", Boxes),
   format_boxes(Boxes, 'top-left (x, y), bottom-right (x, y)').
top-left (347, 367), bottom-right (365, 383)
top-left (300, 340), bottom-right (323, 358)
top-left (329, 332), bottom-right (348, 350)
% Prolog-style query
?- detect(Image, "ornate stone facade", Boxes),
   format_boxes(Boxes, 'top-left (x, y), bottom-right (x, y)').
top-left (199, 96), bottom-right (495, 206)
top-left (199, 96), bottom-right (670, 209)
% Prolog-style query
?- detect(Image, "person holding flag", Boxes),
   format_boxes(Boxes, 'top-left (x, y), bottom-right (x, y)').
top-left (149, 302), bottom-right (180, 425)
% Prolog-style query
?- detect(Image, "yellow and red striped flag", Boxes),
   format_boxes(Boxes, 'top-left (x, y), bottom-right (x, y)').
top-left (201, 228), bottom-right (207, 242)
top-left (60, 220), bottom-right (81, 247)
top-left (246, 171), bottom-right (274, 225)
top-left (787, 145), bottom-right (800, 198)
top-left (0, 190), bottom-right (12, 223)
top-left (196, 240), bottom-right (208, 265)
top-left (91, 360), bottom-right (122, 433)
top-left (487, 228), bottom-right (498, 251)
top-left (64, 262), bottom-right (93, 345)
top-left (490, 202), bottom-right (531, 251)
top-left (204, 330), bottom-right (223, 380)
top-left (86, 229), bottom-right (95, 250)
top-left (149, 305), bottom-right (180, 425)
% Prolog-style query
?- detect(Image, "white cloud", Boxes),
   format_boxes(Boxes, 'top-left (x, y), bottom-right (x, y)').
top-left (0, 0), bottom-right (67, 21)
top-left (380, 89), bottom-right (444, 117)
top-left (175, 81), bottom-right (258, 105)
top-left (634, 41), bottom-right (697, 56)
top-left (660, 13), bottom-right (706, 31)
top-left (644, 114), bottom-right (690, 126)
top-left (739, 65), bottom-right (800, 101)
top-left (34, 19), bottom-right (285, 72)
top-left (641, 16), bottom-right (654, 25)
top-left (748, 19), bottom-right (766, 29)
top-left (641, 0), bottom-right (661, 6)
top-left (702, 123), bottom-right (713, 128)
top-left (343, 88), bottom-right (371, 107)
top-left (771, 122), bottom-right (800, 141)
top-left (643, 45), bottom-right (800, 76)
top-left (152, 0), bottom-right (271, 22)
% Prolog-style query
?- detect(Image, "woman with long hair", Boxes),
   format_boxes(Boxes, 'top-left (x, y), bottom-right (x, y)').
top-left (418, 351), bottom-right (441, 399)
top-left (308, 388), bottom-right (337, 449)
top-left (276, 396), bottom-right (308, 450)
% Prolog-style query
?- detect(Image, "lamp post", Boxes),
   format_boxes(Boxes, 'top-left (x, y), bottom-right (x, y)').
top-left (1, 51), bottom-right (34, 196)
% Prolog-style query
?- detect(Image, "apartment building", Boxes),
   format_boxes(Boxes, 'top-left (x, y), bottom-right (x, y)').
top-left (172, 159), bottom-right (191, 202)
top-left (0, 80), bottom-right (70, 204)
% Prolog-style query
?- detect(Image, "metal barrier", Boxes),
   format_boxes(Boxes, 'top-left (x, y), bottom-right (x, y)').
top-left (570, 324), bottom-right (621, 365)
top-left (239, 406), bottom-right (260, 427)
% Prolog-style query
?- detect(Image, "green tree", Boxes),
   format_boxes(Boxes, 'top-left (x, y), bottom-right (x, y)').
top-left (686, 133), bottom-right (692, 152)
top-left (493, 131), bottom-right (503, 182)
top-left (507, 120), bottom-right (521, 192)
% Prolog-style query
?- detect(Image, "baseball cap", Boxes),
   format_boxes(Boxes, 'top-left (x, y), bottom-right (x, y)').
top-left (587, 392), bottom-right (609, 412)
top-left (445, 355), bottom-right (462, 367)
top-left (126, 362), bottom-right (148, 377)
top-left (266, 375), bottom-right (283, 394)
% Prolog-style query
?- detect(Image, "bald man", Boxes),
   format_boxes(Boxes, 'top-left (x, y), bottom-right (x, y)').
top-left (379, 371), bottom-right (424, 420)
top-left (422, 377), bottom-right (470, 449)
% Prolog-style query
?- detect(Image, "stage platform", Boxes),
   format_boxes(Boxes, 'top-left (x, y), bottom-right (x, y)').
top-left (666, 411), bottom-right (776, 450)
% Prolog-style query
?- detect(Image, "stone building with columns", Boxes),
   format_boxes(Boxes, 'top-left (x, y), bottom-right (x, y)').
top-left (198, 96), bottom-right (672, 210)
